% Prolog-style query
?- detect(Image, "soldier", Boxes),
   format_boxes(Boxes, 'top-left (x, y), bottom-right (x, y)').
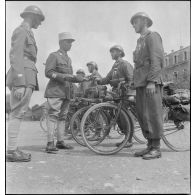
top-left (6, 5), bottom-right (45, 162)
top-left (94, 45), bottom-right (134, 147)
top-left (130, 12), bottom-right (164, 159)
top-left (84, 61), bottom-right (102, 98)
top-left (44, 32), bottom-right (85, 153)
top-left (75, 69), bottom-right (88, 97)
top-left (85, 61), bottom-right (103, 141)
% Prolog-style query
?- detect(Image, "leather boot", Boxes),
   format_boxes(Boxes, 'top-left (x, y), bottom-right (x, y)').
top-left (142, 147), bottom-right (161, 160)
top-left (56, 141), bottom-right (74, 149)
top-left (46, 141), bottom-right (58, 153)
top-left (6, 148), bottom-right (31, 162)
top-left (134, 139), bottom-right (152, 157)
top-left (142, 139), bottom-right (161, 160)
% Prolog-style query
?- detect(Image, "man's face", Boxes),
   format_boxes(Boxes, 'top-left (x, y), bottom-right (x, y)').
top-left (132, 17), bottom-right (146, 33)
top-left (87, 65), bottom-right (94, 73)
top-left (110, 49), bottom-right (121, 60)
top-left (32, 15), bottom-right (42, 29)
top-left (76, 72), bottom-right (85, 78)
top-left (60, 39), bottom-right (73, 51)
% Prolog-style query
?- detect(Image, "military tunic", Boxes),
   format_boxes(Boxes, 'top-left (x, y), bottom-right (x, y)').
top-left (100, 58), bottom-right (133, 86)
top-left (6, 22), bottom-right (39, 91)
top-left (44, 49), bottom-right (74, 99)
top-left (44, 49), bottom-right (75, 120)
top-left (6, 22), bottom-right (39, 119)
top-left (84, 70), bottom-right (102, 98)
top-left (133, 30), bottom-right (164, 140)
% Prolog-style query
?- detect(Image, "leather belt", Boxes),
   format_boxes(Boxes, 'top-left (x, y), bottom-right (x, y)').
top-left (24, 56), bottom-right (36, 63)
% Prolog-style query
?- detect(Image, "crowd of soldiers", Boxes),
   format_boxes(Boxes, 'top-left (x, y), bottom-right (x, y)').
top-left (6, 5), bottom-right (165, 162)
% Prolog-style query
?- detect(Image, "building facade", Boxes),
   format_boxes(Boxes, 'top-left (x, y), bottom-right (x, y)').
top-left (163, 46), bottom-right (190, 89)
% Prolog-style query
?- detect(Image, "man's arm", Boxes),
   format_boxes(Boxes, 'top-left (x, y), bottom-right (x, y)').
top-left (99, 69), bottom-right (112, 85)
top-left (122, 62), bottom-right (134, 84)
top-left (9, 27), bottom-right (26, 87)
top-left (45, 53), bottom-right (83, 83)
top-left (146, 32), bottom-right (164, 83)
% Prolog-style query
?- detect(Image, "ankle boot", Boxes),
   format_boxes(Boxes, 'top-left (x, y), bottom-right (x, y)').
top-left (46, 141), bottom-right (58, 153)
top-left (134, 139), bottom-right (152, 157)
top-left (142, 139), bottom-right (161, 160)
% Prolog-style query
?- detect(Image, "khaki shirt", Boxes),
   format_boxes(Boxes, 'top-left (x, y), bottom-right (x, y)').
top-left (44, 49), bottom-right (74, 99)
top-left (6, 22), bottom-right (39, 90)
top-left (133, 30), bottom-right (164, 88)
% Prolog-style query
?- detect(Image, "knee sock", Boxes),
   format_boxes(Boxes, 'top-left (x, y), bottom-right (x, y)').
top-left (57, 120), bottom-right (65, 142)
top-left (47, 117), bottom-right (57, 142)
top-left (7, 118), bottom-right (21, 151)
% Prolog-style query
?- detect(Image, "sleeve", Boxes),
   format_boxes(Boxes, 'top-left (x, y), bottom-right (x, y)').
top-left (45, 53), bottom-right (78, 83)
top-left (122, 62), bottom-right (134, 83)
top-left (100, 69), bottom-right (113, 85)
top-left (146, 32), bottom-right (164, 83)
top-left (9, 28), bottom-right (26, 86)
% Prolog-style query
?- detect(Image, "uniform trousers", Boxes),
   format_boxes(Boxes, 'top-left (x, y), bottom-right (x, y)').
top-left (7, 87), bottom-right (33, 151)
top-left (136, 85), bottom-right (163, 142)
top-left (46, 98), bottom-right (70, 142)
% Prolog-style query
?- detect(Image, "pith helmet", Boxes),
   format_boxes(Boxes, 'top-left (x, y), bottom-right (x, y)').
top-left (76, 69), bottom-right (85, 75)
top-left (59, 32), bottom-right (75, 42)
top-left (86, 61), bottom-right (98, 70)
top-left (20, 5), bottom-right (45, 21)
top-left (130, 12), bottom-right (153, 27)
top-left (110, 45), bottom-right (125, 57)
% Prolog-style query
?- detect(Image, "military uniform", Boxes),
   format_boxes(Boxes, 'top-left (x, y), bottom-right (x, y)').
top-left (133, 30), bottom-right (164, 141)
top-left (44, 32), bottom-right (77, 151)
top-left (100, 58), bottom-right (133, 86)
top-left (6, 5), bottom-right (45, 162)
top-left (6, 22), bottom-right (39, 119)
top-left (44, 49), bottom-right (76, 122)
top-left (84, 70), bottom-right (102, 98)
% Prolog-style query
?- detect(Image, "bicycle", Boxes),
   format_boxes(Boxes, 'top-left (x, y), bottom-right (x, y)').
top-left (80, 78), bottom-right (190, 155)
top-left (80, 79), bottom-right (134, 155)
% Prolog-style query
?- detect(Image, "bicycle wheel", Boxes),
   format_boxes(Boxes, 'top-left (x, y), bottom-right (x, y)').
top-left (162, 121), bottom-right (190, 151)
top-left (70, 106), bottom-right (109, 146)
top-left (80, 102), bottom-right (133, 155)
top-left (130, 105), bottom-right (170, 144)
top-left (70, 106), bottom-right (90, 146)
top-left (128, 108), bottom-right (146, 144)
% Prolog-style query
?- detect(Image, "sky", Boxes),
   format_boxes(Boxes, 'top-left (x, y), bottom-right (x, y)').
top-left (6, 1), bottom-right (190, 106)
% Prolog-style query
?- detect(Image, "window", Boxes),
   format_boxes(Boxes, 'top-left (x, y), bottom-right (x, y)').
top-left (173, 71), bottom-right (178, 80)
top-left (184, 51), bottom-right (187, 61)
top-left (183, 69), bottom-right (188, 79)
top-left (174, 55), bottom-right (177, 64)
top-left (165, 58), bottom-right (169, 67)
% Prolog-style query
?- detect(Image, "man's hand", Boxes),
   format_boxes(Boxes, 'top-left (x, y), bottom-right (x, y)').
top-left (75, 75), bottom-right (85, 82)
top-left (14, 87), bottom-right (25, 99)
top-left (146, 82), bottom-right (156, 96)
top-left (93, 76), bottom-right (101, 84)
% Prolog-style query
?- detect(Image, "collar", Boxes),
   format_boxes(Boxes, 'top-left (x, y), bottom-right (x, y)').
top-left (58, 49), bottom-right (68, 56)
top-left (115, 58), bottom-right (123, 64)
top-left (21, 22), bottom-right (31, 32)
top-left (140, 30), bottom-right (151, 38)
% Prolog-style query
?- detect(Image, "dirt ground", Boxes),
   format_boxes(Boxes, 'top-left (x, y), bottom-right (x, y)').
top-left (6, 121), bottom-right (190, 194)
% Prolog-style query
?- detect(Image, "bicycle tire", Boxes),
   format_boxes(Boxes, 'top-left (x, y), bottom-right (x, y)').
top-left (80, 102), bottom-right (133, 155)
top-left (128, 107), bottom-right (146, 144)
top-left (70, 106), bottom-right (90, 146)
top-left (161, 121), bottom-right (190, 152)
